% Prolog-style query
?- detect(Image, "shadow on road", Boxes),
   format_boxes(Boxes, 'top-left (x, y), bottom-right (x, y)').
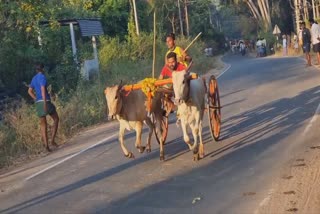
top-left (2, 86), bottom-right (320, 213)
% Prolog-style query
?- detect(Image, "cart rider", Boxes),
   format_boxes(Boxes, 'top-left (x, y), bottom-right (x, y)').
top-left (165, 33), bottom-right (192, 67)
top-left (159, 51), bottom-right (186, 80)
top-left (159, 52), bottom-right (186, 117)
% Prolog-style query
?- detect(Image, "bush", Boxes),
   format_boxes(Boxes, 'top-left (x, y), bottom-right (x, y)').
top-left (56, 82), bottom-right (106, 136)
top-left (0, 101), bottom-right (43, 168)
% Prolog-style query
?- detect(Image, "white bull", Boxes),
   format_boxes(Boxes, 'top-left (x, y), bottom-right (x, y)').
top-left (172, 70), bottom-right (206, 160)
top-left (104, 83), bottom-right (166, 160)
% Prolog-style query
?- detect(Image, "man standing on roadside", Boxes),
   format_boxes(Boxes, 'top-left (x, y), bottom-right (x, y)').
top-left (309, 18), bottom-right (320, 65)
top-left (282, 35), bottom-right (287, 56)
top-left (301, 22), bottom-right (312, 66)
top-left (28, 63), bottom-right (59, 152)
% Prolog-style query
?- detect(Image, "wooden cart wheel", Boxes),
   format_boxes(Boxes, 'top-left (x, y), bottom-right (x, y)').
top-left (207, 75), bottom-right (221, 141)
top-left (153, 113), bottom-right (169, 145)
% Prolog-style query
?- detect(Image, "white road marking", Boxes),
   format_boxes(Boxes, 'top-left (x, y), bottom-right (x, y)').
top-left (302, 103), bottom-right (320, 136)
top-left (25, 133), bottom-right (118, 181)
top-left (217, 63), bottom-right (231, 79)
top-left (254, 188), bottom-right (274, 214)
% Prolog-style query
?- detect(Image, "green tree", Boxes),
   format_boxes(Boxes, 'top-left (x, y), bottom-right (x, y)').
top-left (97, 0), bottom-right (129, 37)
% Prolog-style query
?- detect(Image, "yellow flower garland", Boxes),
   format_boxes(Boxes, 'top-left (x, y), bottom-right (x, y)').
top-left (141, 78), bottom-right (157, 97)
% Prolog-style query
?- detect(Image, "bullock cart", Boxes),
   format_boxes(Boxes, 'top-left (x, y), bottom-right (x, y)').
top-left (120, 73), bottom-right (221, 144)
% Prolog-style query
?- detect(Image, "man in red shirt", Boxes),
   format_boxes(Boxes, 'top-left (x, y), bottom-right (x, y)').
top-left (158, 52), bottom-right (186, 117)
top-left (159, 52), bottom-right (186, 79)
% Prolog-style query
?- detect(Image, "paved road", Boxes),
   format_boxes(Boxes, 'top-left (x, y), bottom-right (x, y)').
top-left (1, 55), bottom-right (320, 214)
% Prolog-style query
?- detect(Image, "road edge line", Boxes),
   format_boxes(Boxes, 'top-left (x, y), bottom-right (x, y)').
top-left (217, 62), bottom-right (231, 79)
top-left (302, 102), bottom-right (320, 136)
top-left (25, 133), bottom-right (118, 181)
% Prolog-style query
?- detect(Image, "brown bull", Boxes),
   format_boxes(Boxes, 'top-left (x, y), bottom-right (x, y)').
top-left (104, 83), bottom-right (166, 160)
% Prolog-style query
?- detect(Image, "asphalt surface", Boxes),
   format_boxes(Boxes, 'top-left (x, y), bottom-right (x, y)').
top-left (1, 54), bottom-right (320, 214)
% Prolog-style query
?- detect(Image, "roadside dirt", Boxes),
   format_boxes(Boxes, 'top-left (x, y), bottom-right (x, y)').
top-left (257, 139), bottom-right (320, 213)
top-left (256, 53), bottom-right (320, 214)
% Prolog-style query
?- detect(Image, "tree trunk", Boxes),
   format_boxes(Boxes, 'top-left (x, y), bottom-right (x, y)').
top-left (261, 0), bottom-right (271, 30)
top-left (294, 0), bottom-right (300, 34)
top-left (247, 1), bottom-right (259, 19)
top-left (132, 0), bottom-right (140, 36)
top-left (303, 0), bottom-right (309, 21)
top-left (168, 14), bottom-right (176, 34)
top-left (257, 0), bottom-right (267, 30)
top-left (246, 0), bottom-right (271, 31)
top-left (184, 0), bottom-right (190, 37)
top-left (177, 0), bottom-right (184, 36)
top-left (152, 10), bottom-right (156, 78)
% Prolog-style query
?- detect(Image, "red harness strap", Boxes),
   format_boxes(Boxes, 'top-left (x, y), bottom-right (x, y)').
top-left (122, 85), bottom-right (134, 97)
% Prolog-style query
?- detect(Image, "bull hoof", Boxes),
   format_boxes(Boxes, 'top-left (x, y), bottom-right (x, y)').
top-left (138, 146), bottom-right (146, 153)
top-left (193, 147), bottom-right (199, 155)
top-left (125, 152), bottom-right (135, 159)
top-left (160, 151), bottom-right (165, 161)
top-left (193, 153), bottom-right (200, 161)
top-left (199, 153), bottom-right (205, 159)
top-left (146, 148), bottom-right (151, 153)
top-left (199, 144), bottom-right (204, 159)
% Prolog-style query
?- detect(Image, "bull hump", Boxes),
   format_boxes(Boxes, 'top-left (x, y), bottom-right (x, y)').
top-left (120, 90), bottom-right (146, 117)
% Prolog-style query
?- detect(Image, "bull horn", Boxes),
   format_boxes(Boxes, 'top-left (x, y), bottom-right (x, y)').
top-left (118, 80), bottom-right (123, 90)
top-left (186, 61), bottom-right (193, 73)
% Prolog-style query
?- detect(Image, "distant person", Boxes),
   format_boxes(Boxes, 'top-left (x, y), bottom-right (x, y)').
top-left (28, 63), bottom-right (59, 152)
top-left (204, 47), bottom-right (213, 57)
top-left (239, 41), bottom-right (246, 56)
top-left (261, 37), bottom-right (267, 56)
top-left (282, 35), bottom-right (288, 56)
top-left (251, 39), bottom-right (255, 52)
top-left (309, 18), bottom-right (320, 64)
top-left (256, 38), bottom-right (262, 57)
top-left (298, 27), bottom-right (303, 47)
top-left (293, 34), bottom-right (299, 54)
top-left (165, 33), bottom-right (192, 66)
top-left (301, 22), bottom-right (312, 66)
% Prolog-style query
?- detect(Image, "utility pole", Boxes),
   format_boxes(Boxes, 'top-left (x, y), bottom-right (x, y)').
top-left (177, 0), bottom-right (184, 36)
top-left (184, 0), bottom-right (190, 37)
top-left (69, 23), bottom-right (78, 65)
top-left (132, 0), bottom-right (140, 36)
top-left (303, 0), bottom-right (309, 21)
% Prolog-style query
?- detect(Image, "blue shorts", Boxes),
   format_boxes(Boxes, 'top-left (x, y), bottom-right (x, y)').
top-left (303, 43), bottom-right (311, 53)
